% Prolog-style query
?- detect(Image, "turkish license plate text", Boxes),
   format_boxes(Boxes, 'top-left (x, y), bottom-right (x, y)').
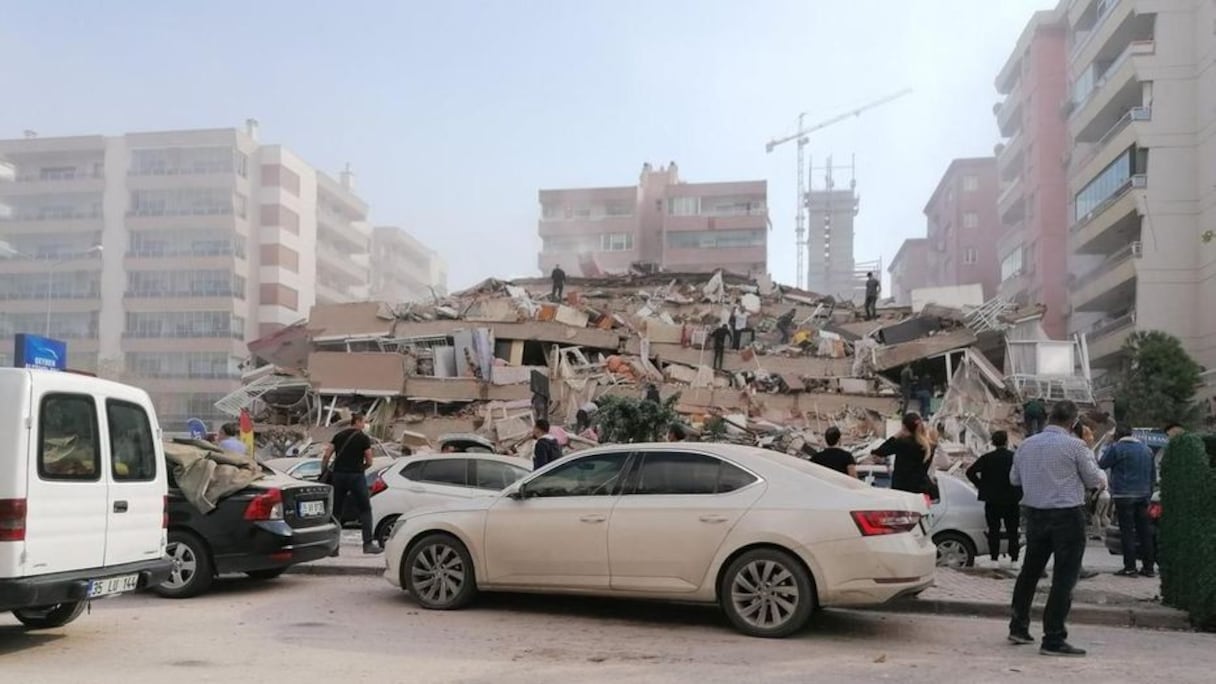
top-left (88, 574), bottom-right (139, 598)
top-left (298, 500), bottom-right (326, 517)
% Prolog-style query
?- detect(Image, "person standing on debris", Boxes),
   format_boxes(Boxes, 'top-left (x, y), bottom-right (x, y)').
top-left (916, 369), bottom-right (934, 418)
top-left (899, 365), bottom-right (915, 415)
top-left (1008, 400), bottom-right (1106, 657)
top-left (1023, 398), bottom-right (1047, 436)
top-left (732, 305), bottom-right (749, 350)
top-left (217, 423), bottom-right (246, 455)
top-left (1098, 425), bottom-right (1156, 578)
top-left (871, 412), bottom-right (935, 496)
top-left (321, 413), bottom-right (381, 555)
top-left (966, 431), bottom-right (1022, 564)
top-left (551, 264), bottom-right (566, 301)
top-left (532, 419), bottom-right (563, 470)
top-left (864, 272), bottom-right (880, 321)
top-left (710, 322), bottom-right (731, 371)
top-left (812, 426), bottom-right (857, 478)
top-left (645, 383), bottom-right (661, 404)
top-left (776, 308), bottom-right (797, 345)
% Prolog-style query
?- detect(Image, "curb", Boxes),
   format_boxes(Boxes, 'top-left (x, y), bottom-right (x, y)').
top-left (865, 598), bottom-right (1192, 631)
top-left (286, 562), bottom-right (385, 578)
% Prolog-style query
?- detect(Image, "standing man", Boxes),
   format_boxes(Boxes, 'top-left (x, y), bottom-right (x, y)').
top-left (217, 423), bottom-right (246, 455)
top-left (776, 308), bottom-right (797, 345)
top-left (645, 383), bottom-right (661, 404)
top-left (1098, 426), bottom-right (1156, 577)
top-left (899, 365), bottom-right (915, 415)
top-left (1008, 400), bottom-right (1106, 657)
top-left (709, 322), bottom-right (731, 371)
top-left (966, 431), bottom-right (1022, 564)
top-left (531, 419), bottom-right (562, 470)
top-left (550, 264), bottom-right (566, 301)
top-left (811, 426), bottom-right (857, 477)
top-left (1023, 398), bottom-right (1047, 436)
top-left (916, 370), bottom-right (934, 418)
top-left (731, 305), bottom-right (749, 350)
top-left (321, 414), bottom-right (381, 555)
top-left (864, 272), bottom-right (880, 321)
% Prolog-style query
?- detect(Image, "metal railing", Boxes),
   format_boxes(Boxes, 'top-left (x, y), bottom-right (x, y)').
top-left (1070, 39), bottom-right (1154, 118)
top-left (1074, 240), bottom-right (1140, 293)
top-left (1072, 106), bottom-right (1151, 171)
top-left (1087, 309), bottom-right (1136, 340)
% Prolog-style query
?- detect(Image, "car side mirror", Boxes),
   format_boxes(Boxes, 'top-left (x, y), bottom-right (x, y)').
top-left (507, 484), bottom-right (529, 500)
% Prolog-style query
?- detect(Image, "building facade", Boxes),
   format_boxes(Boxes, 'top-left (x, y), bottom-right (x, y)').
top-left (805, 186), bottom-right (861, 301)
top-left (537, 163), bottom-right (768, 277)
top-left (1061, 0), bottom-right (1216, 382)
top-left (0, 124), bottom-right (370, 428)
top-left (888, 238), bottom-right (931, 306)
top-left (993, 6), bottom-right (1072, 339)
top-left (370, 225), bottom-right (448, 303)
top-left (923, 157), bottom-right (1002, 299)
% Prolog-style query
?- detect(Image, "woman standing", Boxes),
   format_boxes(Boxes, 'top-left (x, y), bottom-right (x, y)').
top-left (872, 412), bottom-right (938, 496)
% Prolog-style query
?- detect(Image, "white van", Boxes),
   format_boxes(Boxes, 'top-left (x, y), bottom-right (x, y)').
top-left (0, 368), bottom-right (172, 629)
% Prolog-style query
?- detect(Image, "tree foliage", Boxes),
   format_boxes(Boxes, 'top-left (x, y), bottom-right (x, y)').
top-left (594, 393), bottom-right (681, 444)
top-left (1112, 331), bottom-right (1203, 428)
top-left (1159, 433), bottom-right (1216, 630)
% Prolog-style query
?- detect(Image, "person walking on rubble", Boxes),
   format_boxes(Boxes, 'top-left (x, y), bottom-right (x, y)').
top-left (550, 264), bottom-right (567, 301)
top-left (321, 413), bottom-right (381, 555)
top-left (776, 308), bottom-right (797, 345)
top-left (710, 321), bottom-right (731, 371)
top-left (731, 305), bottom-right (749, 350)
top-left (1008, 400), bottom-right (1106, 657)
top-left (966, 430), bottom-right (1022, 565)
top-left (864, 271), bottom-right (880, 321)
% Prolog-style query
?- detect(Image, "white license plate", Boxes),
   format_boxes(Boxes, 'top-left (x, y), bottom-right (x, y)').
top-left (298, 500), bottom-right (326, 517)
top-left (88, 574), bottom-right (139, 598)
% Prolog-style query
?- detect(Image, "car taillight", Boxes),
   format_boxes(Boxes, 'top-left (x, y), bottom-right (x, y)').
top-left (369, 476), bottom-right (387, 497)
top-left (1149, 502), bottom-right (1163, 521)
top-left (162, 495), bottom-right (169, 529)
top-left (851, 510), bottom-right (921, 537)
top-left (243, 489), bottom-right (284, 521)
top-left (0, 498), bottom-right (28, 542)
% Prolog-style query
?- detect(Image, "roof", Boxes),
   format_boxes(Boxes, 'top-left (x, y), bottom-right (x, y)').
top-left (888, 238), bottom-right (929, 272)
top-left (923, 157), bottom-right (997, 214)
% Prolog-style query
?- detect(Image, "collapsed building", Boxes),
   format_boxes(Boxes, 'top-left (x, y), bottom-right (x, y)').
top-left (215, 270), bottom-right (1097, 466)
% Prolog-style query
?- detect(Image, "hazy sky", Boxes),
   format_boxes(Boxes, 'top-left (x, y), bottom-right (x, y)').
top-left (1, 0), bottom-right (1049, 290)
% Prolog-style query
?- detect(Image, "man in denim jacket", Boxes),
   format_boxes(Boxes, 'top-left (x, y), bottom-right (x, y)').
top-left (1098, 425), bottom-right (1157, 577)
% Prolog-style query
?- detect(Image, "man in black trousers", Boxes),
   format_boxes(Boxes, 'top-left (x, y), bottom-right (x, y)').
top-left (966, 431), bottom-right (1022, 563)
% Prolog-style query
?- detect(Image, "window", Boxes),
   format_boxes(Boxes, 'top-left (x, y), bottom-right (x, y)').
top-left (668, 197), bottom-right (700, 216)
top-left (1074, 147), bottom-right (1135, 222)
top-left (963, 175), bottom-right (979, 192)
top-left (292, 460), bottom-right (323, 479)
top-left (107, 400), bottom-right (157, 481)
top-left (1001, 249), bottom-right (1023, 281)
top-left (627, 451), bottom-right (757, 495)
top-left (666, 229), bottom-right (765, 250)
top-left (38, 394), bottom-right (100, 481)
top-left (473, 460), bottom-right (529, 490)
top-left (417, 459), bottom-right (468, 486)
top-left (525, 452), bottom-right (631, 497)
top-left (963, 212), bottom-right (978, 229)
top-left (964, 247), bottom-right (978, 265)
top-left (600, 232), bottom-right (634, 251)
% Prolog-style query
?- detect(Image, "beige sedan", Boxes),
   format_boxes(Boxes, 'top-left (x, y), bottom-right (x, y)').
top-left (383, 443), bottom-right (934, 637)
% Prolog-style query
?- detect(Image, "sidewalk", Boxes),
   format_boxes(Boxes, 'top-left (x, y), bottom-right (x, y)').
top-left (287, 531), bottom-right (387, 577)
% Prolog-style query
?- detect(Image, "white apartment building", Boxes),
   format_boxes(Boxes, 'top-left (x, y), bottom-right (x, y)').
top-left (0, 123), bottom-right (371, 428)
top-left (1063, 0), bottom-right (1216, 390)
top-left (370, 225), bottom-right (448, 304)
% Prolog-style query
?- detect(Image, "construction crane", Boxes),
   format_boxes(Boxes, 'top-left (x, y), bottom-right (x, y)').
top-left (766, 88), bottom-right (912, 289)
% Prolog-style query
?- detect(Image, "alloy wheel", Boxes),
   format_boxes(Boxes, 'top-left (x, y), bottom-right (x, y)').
top-left (730, 559), bottom-right (801, 630)
top-left (410, 542), bottom-right (466, 606)
top-left (165, 541), bottom-right (198, 589)
top-left (936, 538), bottom-right (971, 568)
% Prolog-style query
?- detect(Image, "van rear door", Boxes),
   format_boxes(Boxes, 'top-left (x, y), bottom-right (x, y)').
top-left (24, 379), bottom-right (108, 575)
top-left (101, 396), bottom-right (167, 566)
top-left (0, 371), bottom-right (33, 579)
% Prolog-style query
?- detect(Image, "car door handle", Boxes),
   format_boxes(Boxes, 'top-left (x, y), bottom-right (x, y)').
top-left (113, 500), bottom-right (129, 513)
top-left (579, 514), bottom-right (607, 523)
top-left (699, 515), bottom-right (729, 524)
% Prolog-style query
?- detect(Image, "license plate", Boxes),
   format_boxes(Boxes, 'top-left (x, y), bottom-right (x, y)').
top-left (88, 574), bottom-right (139, 598)
top-left (298, 500), bottom-right (326, 517)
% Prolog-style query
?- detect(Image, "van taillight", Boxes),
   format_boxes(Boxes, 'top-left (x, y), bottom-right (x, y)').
top-left (243, 489), bottom-right (284, 521)
top-left (162, 495), bottom-right (169, 529)
top-left (0, 499), bottom-right (28, 542)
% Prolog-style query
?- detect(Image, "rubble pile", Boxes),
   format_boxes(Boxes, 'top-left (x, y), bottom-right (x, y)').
top-left (220, 270), bottom-right (1086, 463)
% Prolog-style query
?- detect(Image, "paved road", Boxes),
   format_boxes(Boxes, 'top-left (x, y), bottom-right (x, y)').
top-left (2, 574), bottom-right (1209, 683)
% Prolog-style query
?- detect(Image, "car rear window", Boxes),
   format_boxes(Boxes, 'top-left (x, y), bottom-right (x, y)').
top-left (38, 393), bottom-right (101, 481)
top-left (107, 400), bottom-right (157, 481)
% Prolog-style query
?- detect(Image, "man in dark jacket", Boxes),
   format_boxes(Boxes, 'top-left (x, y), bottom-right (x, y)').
top-left (776, 308), bottom-right (797, 344)
top-left (532, 419), bottom-right (562, 470)
top-left (1024, 398), bottom-right (1047, 436)
top-left (864, 272), bottom-right (880, 320)
top-left (551, 265), bottom-right (566, 301)
top-left (899, 365), bottom-right (915, 415)
top-left (709, 322), bottom-right (731, 370)
top-left (1098, 425), bottom-right (1156, 577)
top-left (966, 431), bottom-right (1022, 562)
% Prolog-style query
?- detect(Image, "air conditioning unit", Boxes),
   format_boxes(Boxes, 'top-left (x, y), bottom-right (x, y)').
top-left (1131, 241), bottom-right (1143, 257)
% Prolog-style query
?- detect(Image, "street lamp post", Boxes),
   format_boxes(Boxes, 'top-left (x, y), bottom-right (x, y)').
top-left (0, 241), bottom-right (104, 337)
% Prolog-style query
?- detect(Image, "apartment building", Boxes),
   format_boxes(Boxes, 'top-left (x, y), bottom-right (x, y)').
top-left (993, 6), bottom-right (1072, 339)
top-left (888, 238), bottom-right (932, 306)
top-left (922, 158), bottom-right (1002, 299)
top-left (0, 123), bottom-right (371, 428)
top-left (805, 186), bottom-right (861, 300)
top-left (370, 225), bottom-right (448, 303)
top-left (538, 163), bottom-right (768, 277)
top-left (1062, 0), bottom-right (1216, 380)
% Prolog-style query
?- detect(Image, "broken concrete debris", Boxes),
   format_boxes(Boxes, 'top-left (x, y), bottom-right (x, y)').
top-left (218, 269), bottom-right (1086, 467)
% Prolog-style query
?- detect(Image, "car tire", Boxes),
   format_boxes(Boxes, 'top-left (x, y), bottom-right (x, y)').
top-left (156, 530), bottom-right (214, 599)
top-left (719, 548), bottom-right (816, 638)
top-left (375, 515), bottom-right (400, 549)
top-left (933, 531), bottom-right (976, 569)
top-left (245, 568), bottom-right (287, 580)
top-left (402, 533), bottom-right (478, 610)
top-left (12, 601), bottom-right (87, 629)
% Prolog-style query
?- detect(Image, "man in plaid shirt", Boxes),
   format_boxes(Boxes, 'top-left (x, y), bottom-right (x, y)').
top-left (1007, 400), bottom-right (1106, 657)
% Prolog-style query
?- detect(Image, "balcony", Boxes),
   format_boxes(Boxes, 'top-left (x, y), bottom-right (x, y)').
top-left (1071, 0), bottom-right (1136, 75)
top-left (995, 81), bottom-right (1024, 138)
top-left (997, 132), bottom-right (1026, 183)
top-left (1071, 174), bottom-right (1144, 254)
top-left (998, 177), bottom-right (1026, 224)
top-left (997, 221), bottom-right (1026, 261)
top-left (1072, 241), bottom-right (1139, 312)
top-left (1071, 106), bottom-right (1150, 179)
top-left (0, 170), bottom-right (104, 197)
top-left (1071, 40), bottom-right (1155, 142)
top-left (1084, 310), bottom-right (1136, 366)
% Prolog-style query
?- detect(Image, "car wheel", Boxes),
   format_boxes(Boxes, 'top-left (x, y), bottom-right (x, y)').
top-left (12, 602), bottom-right (86, 629)
top-left (403, 533), bottom-right (477, 610)
top-left (719, 548), bottom-right (815, 638)
top-left (375, 515), bottom-right (400, 549)
top-left (933, 532), bottom-right (976, 569)
top-left (156, 530), bottom-right (214, 599)
top-left (245, 568), bottom-right (287, 580)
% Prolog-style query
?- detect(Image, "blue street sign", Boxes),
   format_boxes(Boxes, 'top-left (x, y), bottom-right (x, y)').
top-left (13, 334), bottom-right (67, 371)
top-left (186, 418), bottom-right (208, 440)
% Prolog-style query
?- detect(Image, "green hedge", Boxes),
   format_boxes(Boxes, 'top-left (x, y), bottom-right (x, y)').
top-left (1159, 433), bottom-right (1216, 630)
